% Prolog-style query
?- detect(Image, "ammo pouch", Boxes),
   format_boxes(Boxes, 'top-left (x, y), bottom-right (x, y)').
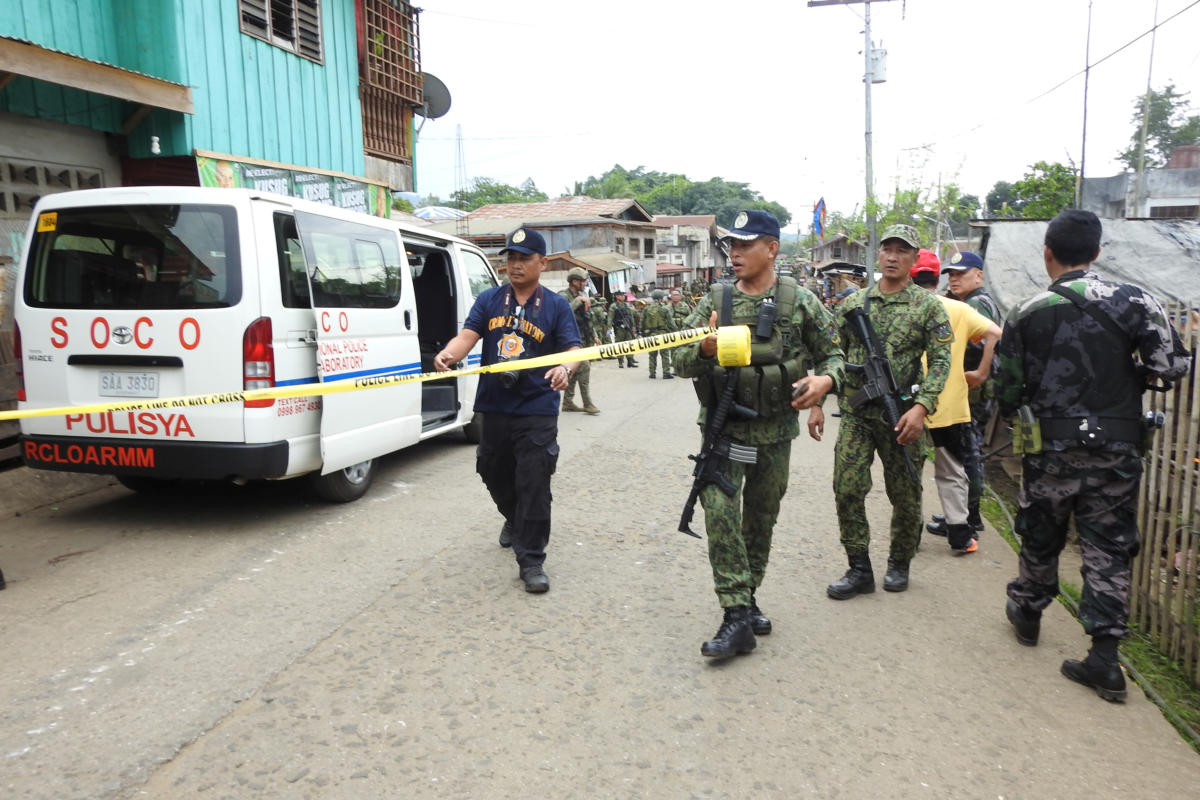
top-left (691, 278), bottom-right (803, 417)
top-left (1011, 408), bottom-right (1042, 456)
top-left (692, 360), bottom-right (803, 418)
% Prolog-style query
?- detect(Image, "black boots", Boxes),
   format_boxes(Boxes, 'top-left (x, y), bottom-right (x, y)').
top-left (498, 520), bottom-right (513, 548)
top-left (701, 606), bottom-right (757, 658)
top-left (1006, 598), bottom-right (1041, 646)
top-left (1062, 636), bottom-right (1125, 701)
top-left (0, 566), bottom-right (5, 590)
top-left (883, 558), bottom-right (910, 592)
top-left (520, 564), bottom-right (549, 593)
top-left (748, 594), bottom-right (771, 636)
top-left (827, 554), bottom-right (875, 600)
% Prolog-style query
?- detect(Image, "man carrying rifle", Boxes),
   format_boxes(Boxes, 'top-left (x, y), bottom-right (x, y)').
top-left (827, 224), bottom-right (952, 600)
top-left (675, 210), bottom-right (844, 659)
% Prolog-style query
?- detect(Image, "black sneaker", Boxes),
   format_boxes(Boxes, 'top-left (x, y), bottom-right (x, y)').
top-left (520, 565), bottom-right (549, 593)
top-left (498, 521), bottom-right (513, 548)
top-left (1061, 657), bottom-right (1127, 702)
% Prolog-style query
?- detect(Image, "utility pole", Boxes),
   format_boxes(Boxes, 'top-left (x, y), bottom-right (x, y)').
top-left (1134, 0), bottom-right (1161, 218)
top-left (807, 0), bottom-right (896, 286)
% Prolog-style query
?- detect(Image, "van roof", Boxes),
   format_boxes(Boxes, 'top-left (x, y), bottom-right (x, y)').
top-left (30, 186), bottom-right (476, 248)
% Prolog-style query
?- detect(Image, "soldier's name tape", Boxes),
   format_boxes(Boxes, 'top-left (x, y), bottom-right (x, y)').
top-left (1, 326), bottom-right (751, 422)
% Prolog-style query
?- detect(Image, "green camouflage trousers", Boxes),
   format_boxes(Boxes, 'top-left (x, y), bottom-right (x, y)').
top-left (834, 411), bottom-right (924, 560)
top-left (700, 439), bottom-right (791, 608)
top-left (563, 360), bottom-right (592, 404)
top-left (613, 327), bottom-right (637, 365)
top-left (1007, 450), bottom-right (1142, 639)
top-left (647, 339), bottom-right (672, 375)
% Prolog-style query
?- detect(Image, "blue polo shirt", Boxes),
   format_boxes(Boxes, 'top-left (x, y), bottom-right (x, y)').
top-left (464, 284), bottom-right (581, 416)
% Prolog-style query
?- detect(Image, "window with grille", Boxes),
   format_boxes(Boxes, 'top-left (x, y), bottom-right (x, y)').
top-left (239, 0), bottom-right (323, 63)
top-left (1149, 204), bottom-right (1199, 219)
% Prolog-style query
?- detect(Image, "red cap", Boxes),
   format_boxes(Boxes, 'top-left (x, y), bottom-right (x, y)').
top-left (910, 248), bottom-right (940, 278)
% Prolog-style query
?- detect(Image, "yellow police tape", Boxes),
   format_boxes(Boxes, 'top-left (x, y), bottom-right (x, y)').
top-left (0, 326), bottom-right (740, 422)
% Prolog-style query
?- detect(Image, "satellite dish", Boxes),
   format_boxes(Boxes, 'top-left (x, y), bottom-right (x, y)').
top-left (418, 72), bottom-right (451, 119)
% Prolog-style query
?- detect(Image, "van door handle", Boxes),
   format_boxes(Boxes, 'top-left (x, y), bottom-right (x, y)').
top-left (300, 329), bottom-right (317, 344)
top-left (404, 310), bottom-right (412, 330)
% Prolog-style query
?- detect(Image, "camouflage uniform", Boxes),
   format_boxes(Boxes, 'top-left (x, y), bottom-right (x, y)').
top-left (590, 300), bottom-right (610, 344)
top-left (559, 286), bottom-right (598, 412)
top-left (675, 281), bottom-right (845, 608)
top-left (956, 285), bottom-right (1000, 524)
top-left (641, 299), bottom-right (676, 377)
top-left (997, 269), bottom-right (1187, 639)
top-left (608, 299), bottom-right (639, 367)
top-left (670, 297), bottom-right (693, 330)
top-left (835, 283), bottom-right (952, 561)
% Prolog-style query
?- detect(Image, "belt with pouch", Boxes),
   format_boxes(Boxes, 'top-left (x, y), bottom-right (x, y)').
top-left (1038, 416), bottom-right (1142, 447)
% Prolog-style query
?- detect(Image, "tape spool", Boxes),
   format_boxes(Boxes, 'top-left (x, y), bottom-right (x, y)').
top-left (716, 325), bottom-right (752, 367)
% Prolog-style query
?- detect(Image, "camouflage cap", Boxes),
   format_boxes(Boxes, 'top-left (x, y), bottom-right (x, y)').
top-left (880, 223), bottom-right (921, 250)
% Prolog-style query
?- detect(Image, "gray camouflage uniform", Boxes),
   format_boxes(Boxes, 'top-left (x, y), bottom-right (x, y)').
top-left (997, 269), bottom-right (1187, 639)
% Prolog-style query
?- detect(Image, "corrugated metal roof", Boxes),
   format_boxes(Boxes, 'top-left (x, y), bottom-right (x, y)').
top-left (0, 35), bottom-right (188, 88)
top-left (468, 196), bottom-right (651, 221)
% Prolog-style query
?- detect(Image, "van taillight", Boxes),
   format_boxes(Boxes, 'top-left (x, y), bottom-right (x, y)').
top-left (14, 322), bottom-right (25, 402)
top-left (243, 316), bottom-right (275, 408)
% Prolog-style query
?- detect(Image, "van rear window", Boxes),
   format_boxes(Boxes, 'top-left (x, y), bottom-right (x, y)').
top-left (24, 204), bottom-right (241, 309)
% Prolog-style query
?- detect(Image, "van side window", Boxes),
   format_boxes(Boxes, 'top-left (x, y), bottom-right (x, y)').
top-left (293, 210), bottom-right (402, 309)
top-left (275, 213), bottom-right (311, 308)
top-left (460, 248), bottom-right (497, 298)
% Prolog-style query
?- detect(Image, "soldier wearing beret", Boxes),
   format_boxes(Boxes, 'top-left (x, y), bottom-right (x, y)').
top-left (998, 210), bottom-right (1187, 702)
top-left (675, 209), bottom-right (844, 659)
top-left (827, 224), bottom-right (952, 600)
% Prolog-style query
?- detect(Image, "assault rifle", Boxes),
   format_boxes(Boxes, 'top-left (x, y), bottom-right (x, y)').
top-left (678, 368), bottom-right (758, 538)
top-left (843, 306), bottom-right (919, 481)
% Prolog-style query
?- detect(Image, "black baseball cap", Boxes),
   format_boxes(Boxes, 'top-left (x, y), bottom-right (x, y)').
top-left (500, 226), bottom-right (546, 256)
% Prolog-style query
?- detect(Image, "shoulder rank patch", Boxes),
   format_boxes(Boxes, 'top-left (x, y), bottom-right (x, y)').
top-left (934, 322), bottom-right (953, 343)
top-left (827, 322), bottom-right (840, 345)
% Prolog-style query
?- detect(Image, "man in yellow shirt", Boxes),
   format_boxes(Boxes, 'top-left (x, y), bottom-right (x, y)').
top-left (911, 251), bottom-right (1001, 553)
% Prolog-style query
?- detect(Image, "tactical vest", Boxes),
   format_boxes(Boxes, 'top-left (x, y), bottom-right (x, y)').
top-left (693, 277), bottom-right (802, 417)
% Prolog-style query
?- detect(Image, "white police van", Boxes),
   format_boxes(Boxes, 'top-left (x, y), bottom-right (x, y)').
top-left (14, 187), bottom-right (497, 501)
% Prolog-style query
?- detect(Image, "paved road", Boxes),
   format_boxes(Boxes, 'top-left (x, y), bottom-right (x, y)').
top-left (1, 359), bottom-right (1197, 799)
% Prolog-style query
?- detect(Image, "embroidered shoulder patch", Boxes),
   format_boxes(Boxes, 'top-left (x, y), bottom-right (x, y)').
top-left (934, 322), bottom-right (953, 343)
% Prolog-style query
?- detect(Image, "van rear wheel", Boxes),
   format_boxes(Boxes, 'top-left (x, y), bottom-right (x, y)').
top-left (116, 475), bottom-right (181, 493)
top-left (308, 459), bottom-right (376, 503)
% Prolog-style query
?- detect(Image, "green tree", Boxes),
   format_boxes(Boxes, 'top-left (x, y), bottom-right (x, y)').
top-left (450, 177), bottom-right (547, 211)
top-left (1118, 84), bottom-right (1200, 171)
top-left (1010, 161), bottom-right (1077, 218)
top-left (985, 181), bottom-right (1022, 218)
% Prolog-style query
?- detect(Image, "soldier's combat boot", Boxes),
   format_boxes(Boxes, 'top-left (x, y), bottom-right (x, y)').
top-left (1062, 642), bottom-right (1126, 703)
top-left (663, 372), bottom-right (675, 379)
top-left (700, 606), bottom-right (756, 658)
top-left (581, 389), bottom-right (600, 415)
top-left (1005, 598), bottom-right (1040, 646)
top-left (883, 558), bottom-right (910, 592)
top-left (748, 594), bottom-right (771, 635)
top-left (618, 361), bottom-right (625, 368)
top-left (827, 553), bottom-right (875, 600)
top-left (561, 399), bottom-right (582, 412)
top-left (628, 358), bottom-right (639, 368)
top-left (926, 513), bottom-right (949, 537)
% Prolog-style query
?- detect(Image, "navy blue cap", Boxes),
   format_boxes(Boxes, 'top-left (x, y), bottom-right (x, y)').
top-left (941, 251), bottom-right (984, 273)
top-left (835, 287), bottom-right (857, 299)
top-left (722, 210), bottom-right (781, 241)
top-left (500, 226), bottom-right (546, 256)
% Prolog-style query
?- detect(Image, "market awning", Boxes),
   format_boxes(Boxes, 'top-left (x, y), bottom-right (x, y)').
top-left (0, 36), bottom-right (194, 133)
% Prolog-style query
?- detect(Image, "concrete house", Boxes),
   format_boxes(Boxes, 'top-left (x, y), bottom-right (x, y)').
top-left (429, 196), bottom-right (659, 296)
top-left (1082, 146), bottom-right (1200, 220)
top-left (652, 214), bottom-right (726, 289)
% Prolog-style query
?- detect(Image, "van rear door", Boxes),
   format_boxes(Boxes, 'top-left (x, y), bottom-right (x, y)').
top-left (293, 209), bottom-right (420, 473)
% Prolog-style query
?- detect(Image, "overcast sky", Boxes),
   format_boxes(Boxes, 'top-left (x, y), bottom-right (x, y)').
top-left (412, 0), bottom-right (1200, 229)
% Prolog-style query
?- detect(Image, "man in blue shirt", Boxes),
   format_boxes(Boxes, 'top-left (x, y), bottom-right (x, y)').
top-left (434, 227), bottom-right (582, 593)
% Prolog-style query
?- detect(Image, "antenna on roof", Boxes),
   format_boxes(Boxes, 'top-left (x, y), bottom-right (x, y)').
top-left (454, 124), bottom-right (469, 238)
